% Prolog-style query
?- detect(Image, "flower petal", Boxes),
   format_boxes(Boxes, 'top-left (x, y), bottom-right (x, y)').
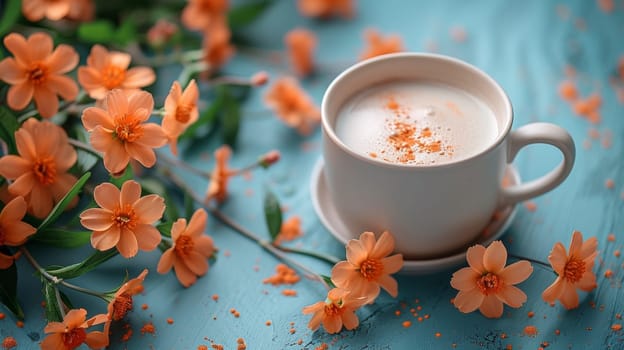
top-left (0, 58), bottom-right (26, 85)
top-left (194, 235), bottom-right (215, 257)
top-left (330, 261), bottom-right (357, 289)
top-left (91, 226), bottom-right (121, 251)
top-left (0, 196), bottom-right (28, 222)
top-left (0, 155), bottom-right (31, 179)
top-left (125, 142), bottom-right (157, 168)
top-left (157, 248), bottom-right (175, 273)
top-left (85, 331), bottom-right (109, 349)
top-left (117, 229), bottom-right (139, 258)
top-left (29, 184), bottom-right (53, 218)
top-left (496, 284), bottom-right (527, 308)
top-left (453, 288), bottom-right (484, 313)
top-left (7, 82), bottom-right (34, 111)
top-left (450, 267), bottom-right (479, 291)
top-left (173, 258), bottom-right (197, 287)
top-left (82, 107), bottom-right (114, 131)
top-left (559, 281), bottom-right (580, 309)
top-left (577, 271), bottom-right (597, 292)
top-left (46, 44), bottom-right (79, 74)
top-left (500, 260), bottom-right (533, 285)
top-left (377, 274), bottom-right (398, 297)
top-left (541, 277), bottom-right (564, 304)
top-left (137, 123), bottom-right (167, 148)
top-left (134, 224), bottom-right (161, 251)
top-left (548, 242), bottom-right (568, 275)
top-left (106, 89), bottom-right (129, 117)
top-left (127, 90), bottom-right (154, 117)
top-left (80, 208), bottom-right (114, 231)
top-left (345, 239), bottom-right (368, 266)
top-left (370, 230), bottom-right (395, 259)
top-left (123, 67), bottom-right (156, 89)
top-left (579, 236), bottom-right (598, 260)
top-left (120, 180), bottom-right (141, 206)
top-left (8, 173), bottom-right (35, 197)
top-left (381, 254), bottom-right (403, 274)
top-left (47, 75), bottom-right (79, 101)
top-left (323, 315), bottom-right (342, 334)
top-left (29, 32), bottom-right (53, 62)
top-left (182, 250), bottom-right (209, 276)
top-left (133, 194), bottom-right (165, 224)
top-left (185, 208), bottom-right (208, 237)
top-left (78, 67), bottom-right (107, 100)
top-left (568, 230), bottom-right (583, 257)
top-left (466, 244), bottom-right (486, 273)
top-left (479, 294), bottom-right (504, 318)
top-left (33, 87), bottom-right (59, 118)
top-left (483, 241), bottom-right (507, 273)
top-left (342, 310), bottom-right (359, 330)
top-left (3, 33), bottom-right (31, 65)
top-left (170, 218), bottom-right (187, 242)
top-left (93, 182), bottom-right (121, 210)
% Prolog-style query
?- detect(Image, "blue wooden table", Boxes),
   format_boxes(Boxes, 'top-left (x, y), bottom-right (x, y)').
top-left (3, 0), bottom-right (624, 349)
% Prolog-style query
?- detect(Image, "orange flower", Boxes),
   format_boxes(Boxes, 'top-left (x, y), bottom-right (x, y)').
top-left (78, 45), bottom-right (156, 100)
top-left (147, 19), bottom-right (179, 48)
top-left (66, 0), bottom-right (95, 22)
top-left (285, 28), bottom-right (317, 77)
top-left (21, 0), bottom-right (73, 21)
top-left (0, 32), bottom-right (79, 118)
top-left (181, 0), bottom-right (228, 31)
top-left (331, 231), bottom-right (403, 303)
top-left (202, 19), bottom-right (235, 70)
top-left (81, 89), bottom-right (168, 174)
top-left (205, 145), bottom-right (232, 204)
top-left (80, 180), bottom-right (165, 258)
top-left (264, 77), bottom-right (321, 135)
top-left (103, 269), bottom-right (147, 337)
top-left (451, 241), bottom-right (533, 318)
top-left (0, 119), bottom-right (78, 218)
top-left (302, 288), bottom-right (367, 334)
top-left (40, 308), bottom-right (108, 350)
top-left (542, 230), bottom-right (598, 309)
top-left (0, 197), bottom-right (36, 269)
top-left (162, 80), bottom-right (200, 155)
top-left (359, 29), bottom-right (404, 61)
top-left (157, 208), bottom-right (216, 287)
top-left (297, 0), bottom-right (354, 19)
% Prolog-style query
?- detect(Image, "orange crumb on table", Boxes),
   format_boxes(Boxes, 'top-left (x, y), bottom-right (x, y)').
top-left (617, 314), bottom-right (622, 319)
top-left (394, 310), bottom-right (401, 316)
top-left (15, 321), bottom-right (23, 328)
top-left (274, 217), bottom-right (303, 245)
top-left (211, 344), bottom-right (224, 350)
top-left (167, 318), bottom-right (174, 324)
top-left (40, 301), bottom-right (46, 308)
top-left (282, 289), bottom-right (297, 297)
top-left (297, 339), bottom-right (303, 345)
top-left (2, 336), bottom-right (17, 349)
top-left (524, 325), bottom-right (538, 336)
top-left (289, 328), bottom-right (296, 334)
top-left (237, 337), bottom-right (247, 350)
top-left (424, 314), bottom-right (430, 319)
top-left (559, 81), bottom-right (579, 101)
top-left (588, 128), bottom-right (600, 139)
top-left (369, 152), bottom-right (377, 158)
top-left (524, 201), bottom-right (537, 212)
top-left (605, 269), bottom-right (614, 278)
top-left (598, 0), bottom-right (614, 12)
top-left (417, 306), bottom-right (422, 311)
top-left (612, 324), bottom-right (623, 331)
top-left (141, 322), bottom-right (156, 335)
top-left (606, 179), bottom-right (615, 189)
top-left (505, 345), bottom-right (513, 350)
top-left (501, 332), bottom-right (507, 339)
top-left (555, 329), bottom-right (561, 335)
top-left (212, 294), bottom-right (219, 301)
top-left (586, 327), bottom-right (593, 331)
top-left (528, 311), bottom-right (535, 318)
top-left (608, 233), bottom-right (616, 242)
top-left (417, 317), bottom-right (423, 322)
top-left (315, 343), bottom-right (329, 350)
top-left (435, 332), bottom-right (442, 338)
top-left (449, 26), bottom-right (467, 43)
top-left (265, 320), bottom-right (272, 326)
top-left (402, 321), bottom-right (412, 328)
top-left (263, 264), bottom-right (300, 285)
top-left (198, 346), bottom-right (208, 350)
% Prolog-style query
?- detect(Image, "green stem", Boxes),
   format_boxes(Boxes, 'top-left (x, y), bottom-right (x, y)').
top-left (509, 254), bottom-right (553, 271)
top-left (16, 91), bottom-right (89, 122)
top-left (68, 138), bottom-right (102, 158)
top-left (163, 169), bottom-right (331, 290)
top-left (158, 152), bottom-right (211, 178)
top-left (274, 245), bottom-right (340, 265)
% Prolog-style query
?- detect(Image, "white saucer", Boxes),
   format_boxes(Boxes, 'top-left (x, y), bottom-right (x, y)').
top-left (309, 158), bottom-right (520, 275)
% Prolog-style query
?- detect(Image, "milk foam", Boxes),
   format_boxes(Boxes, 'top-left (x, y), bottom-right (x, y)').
top-left (334, 80), bottom-right (499, 166)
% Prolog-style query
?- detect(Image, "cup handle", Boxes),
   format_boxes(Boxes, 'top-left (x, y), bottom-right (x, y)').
top-left (499, 122), bottom-right (576, 207)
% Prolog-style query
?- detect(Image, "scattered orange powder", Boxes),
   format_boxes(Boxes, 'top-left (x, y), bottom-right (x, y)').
top-left (606, 179), bottom-right (615, 189)
top-left (141, 322), bottom-right (156, 335)
top-left (417, 306), bottom-right (422, 311)
top-left (263, 264), bottom-right (300, 285)
top-left (274, 217), bottom-right (303, 245)
top-left (402, 321), bottom-right (412, 328)
top-left (588, 128), bottom-right (600, 139)
top-left (524, 201), bottom-right (537, 212)
top-left (2, 336), bottom-right (17, 349)
top-left (282, 289), bottom-right (297, 297)
top-left (612, 324), bottom-right (622, 331)
top-left (528, 311), bottom-right (535, 318)
top-left (608, 233), bottom-right (616, 242)
top-left (315, 343), bottom-right (329, 350)
top-left (559, 81), bottom-right (579, 101)
top-left (0, 313), bottom-right (4, 320)
top-left (449, 26), bottom-right (467, 43)
top-left (541, 341), bottom-right (550, 348)
top-left (445, 101), bottom-right (464, 116)
top-left (212, 294), bottom-right (219, 301)
top-left (524, 325), bottom-right (538, 337)
top-left (605, 269), bottom-right (614, 278)
top-left (15, 321), bottom-right (23, 328)
top-left (167, 318), bottom-right (174, 324)
top-left (141, 304), bottom-right (149, 310)
top-left (435, 332), bottom-right (442, 338)
top-left (198, 346), bottom-right (208, 350)
top-left (121, 324), bottom-right (133, 342)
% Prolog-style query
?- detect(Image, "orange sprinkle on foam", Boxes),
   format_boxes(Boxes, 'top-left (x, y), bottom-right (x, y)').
top-left (402, 321), bottom-right (412, 328)
top-left (2, 336), bottom-right (17, 349)
top-left (15, 321), bottom-right (23, 329)
top-left (282, 289), bottom-right (297, 297)
top-left (524, 325), bottom-right (538, 337)
top-left (606, 179), bottom-right (615, 189)
top-left (612, 324), bottom-right (623, 331)
top-left (263, 264), bottom-right (300, 285)
top-left (141, 322), bottom-right (156, 335)
top-left (559, 81), bottom-right (579, 101)
top-left (605, 269), bottom-right (614, 278)
top-left (167, 318), bottom-right (174, 324)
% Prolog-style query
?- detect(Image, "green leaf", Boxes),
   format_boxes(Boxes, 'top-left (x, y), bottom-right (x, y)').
top-left (42, 282), bottom-right (63, 322)
top-left (109, 165), bottom-right (133, 187)
top-left (73, 125), bottom-right (99, 173)
top-left (157, 221), bottom-right (173, 237)
top-left (0, 107), bottom-right (19, 154)
top-left (115, 18), bottom-right (137, 46)
top-left (221, 90), bottom-right (241, 147)
top-left (320, 275), bottom-right (336, 288)
top-left (32, 229), bottom-right (91, 248)
top-left (228, 0), bottom-right (274, 29)
top-left (47, 249), bottom-right (118, 280)
top-left (263, 189), bottom-right (282, 241)
top-left (184, 191), bottom-right (194, 219)
top-left (0, 0), bottom-right (21, 36)
top-left (37, 172), bottom-right (91, 232)
top-left (0, 251), bottom-right (23, 320)
top-left (78, 20), bottom-right (116, 43)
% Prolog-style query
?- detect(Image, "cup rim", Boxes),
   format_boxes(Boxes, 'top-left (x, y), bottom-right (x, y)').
top-left (321, 52), bottom-right (514, 170)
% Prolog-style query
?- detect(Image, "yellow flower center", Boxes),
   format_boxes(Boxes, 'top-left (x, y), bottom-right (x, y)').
top-left (112, 205), bottom-right (137, 230)
top-left (28, 63), bottom-right (48, 85)
top-left (62, 327), bottom-right (86, 349)
top-left (175, 235), bottom-right (194, 257)
top-left (175, 104), bottom-right (193, 123)
top-left (563, 258), bottom-right (586, 283)
top-left (33, 156), bottom-right (57, 185)
top-left (112, 292), bottom-right (133, 321)
top-left (114, 115), bottom-right (143, 143)
top-left (476, 272), bottom-right (500, 295)
top-left (359, 258), bottom-right (383, 281)
top-left (101, 65), bottom-right (126, 90)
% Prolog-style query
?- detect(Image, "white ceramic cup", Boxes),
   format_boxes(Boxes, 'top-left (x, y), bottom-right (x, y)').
top-left (321, 53), bottom-right (575, 259)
